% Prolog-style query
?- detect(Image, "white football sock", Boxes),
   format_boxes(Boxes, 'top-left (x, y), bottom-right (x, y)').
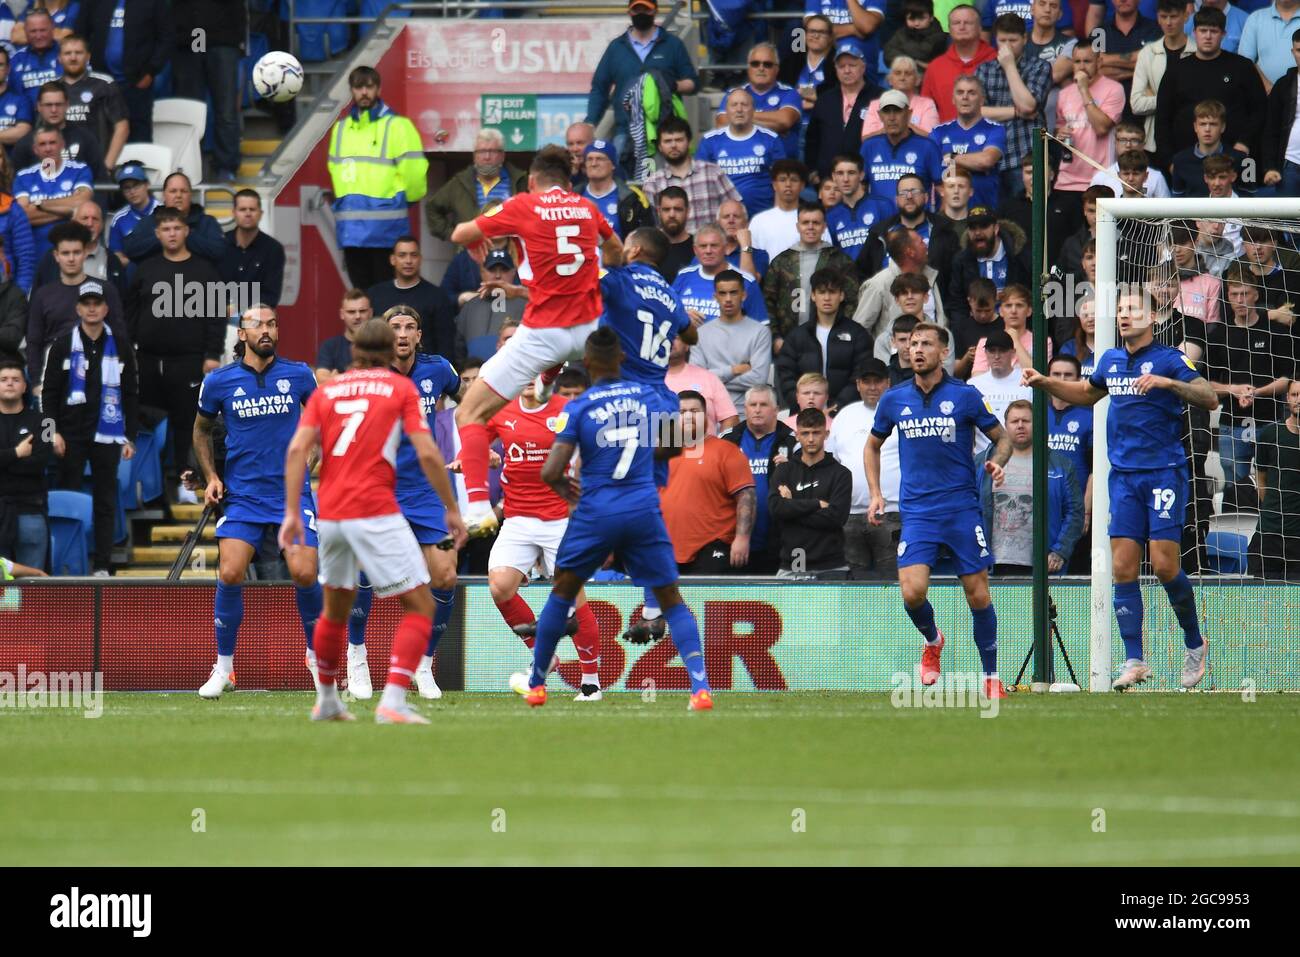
top-left (641, 607), bottom-right (662, 621)
top-left (418, 654), bottom-right (434, 672)
top-left (379, 684), bottom-right (407, 710)
top-left (217, 654), bottom-right (234, 674)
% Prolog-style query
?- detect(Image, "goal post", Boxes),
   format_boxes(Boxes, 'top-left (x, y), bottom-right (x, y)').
top-left (1093, 197), bottom-right (1300, 691)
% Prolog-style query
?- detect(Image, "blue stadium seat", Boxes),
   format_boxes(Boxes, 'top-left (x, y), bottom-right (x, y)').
top-left (48, 491), bottom-right (93, 576)
top-left (1205, 531), bottom-right (1250, 574)
top-left (466, 335), bottom-right (499, 361)
top-left (118, 455), bottom-right (138, 511)
top-left (284, 0), bottom-right (349, 62)
top-left (240, 32), bottom-right (271, 110)
top-left (132, 420), bottom-right (168, 504)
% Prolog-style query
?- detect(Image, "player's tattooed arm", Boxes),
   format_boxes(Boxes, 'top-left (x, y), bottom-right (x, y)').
top-left (982, 425), bottom-right (1012, 489)
top-left (192, 414), bottom-right (224, 505)
top-left (541, 440), bottom-right (581, 504)
top-left (1138, 373), bottom-right (1218, 411)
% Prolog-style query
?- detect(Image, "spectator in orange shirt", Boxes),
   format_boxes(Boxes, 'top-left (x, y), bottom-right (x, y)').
top-left (664, 335), bottom-right (740, 434)
top-left (920, 5), bottom-right (997, 124)
top-left (659, 390), bottom-right (756, 573)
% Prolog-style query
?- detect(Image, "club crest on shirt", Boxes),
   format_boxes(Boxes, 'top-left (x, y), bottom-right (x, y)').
top-left (420, 378), bottom-right (433, 393)
top-left (1068, 420), bottom-right (1079, 433)
top-left (974, 134), bottom-right (986, 145)
top-left (940, 400), bottom-right (954, 415)
top-left (277, 378), bottom-right (291, 394)
top-left (553, 412), bottom-right (568, 433)
top-left (546, 416), bottom-right (560, 431)
top-left (754, 145), bottom-right (765, 156)
top-left (905, 152), bottom-right (917, 164)
top-left (1140, 362), bottom-right (1153, 375)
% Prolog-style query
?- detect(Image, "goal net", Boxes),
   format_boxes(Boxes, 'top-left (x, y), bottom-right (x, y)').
top-left (1091, 198), bottom-right (1300, 692)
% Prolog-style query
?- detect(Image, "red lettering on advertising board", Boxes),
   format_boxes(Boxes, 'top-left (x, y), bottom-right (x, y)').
top-left (555, 599), bottom-right (625, 689)
top-left (625, 601), bottom-right (786, 690)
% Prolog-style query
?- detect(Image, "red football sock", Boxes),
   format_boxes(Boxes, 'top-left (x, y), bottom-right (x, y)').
top-left (387, 613), bottom-right (433, 689)
top-left (539, 363), bottom-right (563, 385)
top-left (573, 603), bottom-right (600, 681)
top-left (458, 422), bottom-right (491, 504)
top-left (496, 593), bottom-right (536, 645)
top-left (313, 616), bottom-right (346, 687)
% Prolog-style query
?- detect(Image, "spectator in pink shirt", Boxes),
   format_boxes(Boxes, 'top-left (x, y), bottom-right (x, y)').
top-left (859, 55), bottom-right (941, 139)
top-left (1171, 222), bottom-right (1222, 328)
top-left (1053, 42), bottom-right (1125, 238)
top-left (664, 335), bottom-right (740, 435)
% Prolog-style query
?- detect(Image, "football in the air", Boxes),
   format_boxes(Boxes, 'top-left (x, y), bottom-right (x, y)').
top-left (252, 51), bottom-right (304, 104)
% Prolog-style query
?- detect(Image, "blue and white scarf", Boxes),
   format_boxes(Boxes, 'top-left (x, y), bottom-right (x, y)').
top-left (66, 326), bottom-right (126, 445)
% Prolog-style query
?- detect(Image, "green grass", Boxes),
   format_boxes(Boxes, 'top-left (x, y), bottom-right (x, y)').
top-left (2, 691), bottom-right (1299, 865)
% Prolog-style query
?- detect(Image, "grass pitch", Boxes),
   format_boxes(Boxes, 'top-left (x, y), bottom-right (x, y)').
top-left (2, 691), bottom-right (1298, 866)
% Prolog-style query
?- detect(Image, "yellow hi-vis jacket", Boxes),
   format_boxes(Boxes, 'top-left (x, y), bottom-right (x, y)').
top-left (327, 100), bottom-right (429, 249)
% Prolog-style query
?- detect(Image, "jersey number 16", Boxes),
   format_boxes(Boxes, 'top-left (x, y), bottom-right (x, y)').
top-left (638, 309), bottom-right (672, 367)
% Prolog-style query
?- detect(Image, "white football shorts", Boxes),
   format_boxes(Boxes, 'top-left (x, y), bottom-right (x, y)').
top-left (478, 320), bottom-right (598, 399)
top-left (488, 514), bottom-right (569, 578)
top-left (317, 513), bottom-right (430, 597)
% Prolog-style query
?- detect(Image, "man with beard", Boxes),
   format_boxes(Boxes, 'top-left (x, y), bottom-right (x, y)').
top-left (654, 186), bottom-right (695, 282)
top-left (945, 205), bottom-right (1031, 330)
top-left (642, 116), bottom-right (741, 234)
top-left (855, 172), bottom-right (959, 284)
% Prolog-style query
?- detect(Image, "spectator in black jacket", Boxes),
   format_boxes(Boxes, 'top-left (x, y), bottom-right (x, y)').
top-left (42, 280), bottom-right (138, 574)
top-left (946, 205), bottom-right (1032, 331)
top-left (172, 0), bottom-right (246, 182)
top-left (0, 244), bottom-right (28, 368)
top-left (224, 190), bottom-right (285, 308)
top-left (1260, 33), bottom-right (1300, 198)
top-left (775, 267), bottom-right (873, 412)
top-left (366, 235), bottom-right (457, 365)
top-left (122, 172), bottom-right (225, 265)
top-left (854, 172), bottom-right (960, 291)
top-left (76, 0), bottom-right (173, 144)
top-left (769, 407), bottom-right (854, 579)
top-left (126, 206), bottom-right (224, 501)
top-left (805, 38), bottom-right (881, 180)
top-left (0, 360), bottom-right (52, 570)
top-left (720, 383), bottom-right (797, 575)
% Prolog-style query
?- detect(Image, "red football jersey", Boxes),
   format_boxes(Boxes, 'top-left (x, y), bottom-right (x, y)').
top-left (485, 394), bottom-right (571, 521)
top-left (299, 368), bottom-right (430, 520)
top-left (474, 186), bottom-right (612, 329)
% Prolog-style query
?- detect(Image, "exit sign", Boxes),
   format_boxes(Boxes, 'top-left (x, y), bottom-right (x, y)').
top-left (481, 94), bottom-right (588, 151)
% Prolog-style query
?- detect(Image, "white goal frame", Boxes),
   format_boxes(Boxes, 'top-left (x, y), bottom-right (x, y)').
top-left (1091, 198), bottom-right (1300, 690)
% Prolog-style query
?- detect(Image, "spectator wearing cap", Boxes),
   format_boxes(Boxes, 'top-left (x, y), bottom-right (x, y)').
top-left (826, 358), bottom-right (902, 579)
top-left (642, 117), bottom-right (742, 235)
top-left (455, 247), bottom-right (527, 353)
top-left (691, 268), bottom-right (773, 412)
top-left (859, 55), bottom-right (941, 141)
top-left (223, 189), bottom-right (285, 309)
top-left (32, 198), bottom-right (126, 297)
top-left (578, 139), bottom-right (653, 239)
top-left (967, 327), bottom-right (1032, 452)
top-left (859, 89), bottom-right (944, 204)
top-left (720, 384), bottom-right (795, 574)
top-left (921, 4), bottom-right (998, 123)
top-left (76, 0), bottom-right (172, 144)
top-left (0, 46), bottom-right (35, 150)
top-left (27, 219), bottom-right (127, 392)
top-left (11, 81), bottom-right (105, 180)
top-left (930, 74), bottom-right (1006, 209)
top-left (945, 204), bottom-right (1031, 330)
top-left (0, 358), bottom-right (52, 571)
top-left (697, 88), bottom-right (786, 217)
top-left (764, 205), bottom-right (859, 345)
top-left (425, 129), bottom-right (527, 248)
top-left (776, 266), bottom-right (872, 411)
top-left (106, 162), bottom-right (156, 265)
top-left (366, 235), bottom-right (458, 365)
top-left (749, 160), bottom-right (818, 261)
top-left (769, 406), bottom-right (854, 580)
top-left (659, 389), bottom-right (756, 573)
top-left (316, 289), bottom-right (373, 384)
top-left (975, 12), bottom-right (1053, 201)
top-left (42, 278), bottom-right (138, 575)
top-left (121, 171), bottom-right (225, 266)
top-left (716, 42), bottom-right (804, 161)
top-left (805, 37), bottom-right (883, 180)
top-left (854, 172), bottom-right (961, 283)
top-left (586, 0), bottom-right (698, 172)
top-left (13, 123), bottom-right (94, 251)
top-left (664, 336), bottom-right (740, 435)
top-left (56, 31), bottom-right (129, 172)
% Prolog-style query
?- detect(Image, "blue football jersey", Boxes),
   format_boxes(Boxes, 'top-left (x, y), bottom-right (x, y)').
top-left (981, 0), bottom-right (1072, 30)
top-left (930, 118), bottom-right (1007, 209)
top-left (860, 132), bottom-right (944, 204)
top-left (695, 126), bottom-right (785, 217)
top-left (393, 353), bottom-right (460, 521)
top-left (871, 374), bottom-right (1000, 516)
top-left (599, 263), bottom-right (691, 385)
top-left (556, 379), bottom-right (661, 507)
top-left (1048, 403), bottom-right (1094, 481)
top-left (13, 160), bottom-right (94, 249)
top-left (196, 357), bottom-right (318, 523)
top-left (716, 81), bottom-right (804, 160)
top-left (0, 85), bottom-right (33, 135)
top-left (672, 264), bottom-right (768, 323)
top-left (827, 196), bottom-right (894, 262)
top-left (582, 184), bottom-right (623, 237)
top-left (1088, 342), bottom-right (1199, 472)
top-left (10, 44), bottom-right (61, 105)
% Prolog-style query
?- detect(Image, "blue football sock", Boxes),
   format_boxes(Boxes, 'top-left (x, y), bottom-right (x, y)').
top-left (529, 593), bottom-right (575, 688)
top-left (428, 587), bottom-right (455, 657)
top-left (971, 604), bottom-right (998, 676)
top-left (295, 582), bottom-right (322, 650)
top-left (1161, 571), bottom-right (1203, 650)
top-left (904, 599), bottom-right (938, 643)
top-left (214, 582), bottom-right (243, 657)
top-left (642, 586), bottom-right (661, 618)
top-left (664, 602), bottom-right (710, 694)
top-left (349, 575), bottom-right (372, 646)
top-left (1114, 581), bottom-right (1144, 661)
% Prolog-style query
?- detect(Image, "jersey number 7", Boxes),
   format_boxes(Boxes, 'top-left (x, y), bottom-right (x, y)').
top-left (606, 425), bottom-right (640, 480)
top-left (332, 399), bottom-right (369, 456)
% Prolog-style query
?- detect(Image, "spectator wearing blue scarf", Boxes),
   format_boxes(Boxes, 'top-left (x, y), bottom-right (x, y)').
top-left (40, 279), bottom-right (138, 574)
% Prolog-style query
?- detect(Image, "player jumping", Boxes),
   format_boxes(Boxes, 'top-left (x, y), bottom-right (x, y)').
top-left (449, 145), bottom-right (624, 539)
top-left (486, 371), bottom-right (604, 701)
top-left (865, 322), bottom-right (1013, 699)
top-left (1023, 289), bottom-right (1217, 689)
top-left (343, 306), bottom-right (462, 700)
top-left (193, 305), bottom-right (323, 699)
top-left (280, 319), bottom-right (467, 723)
top-left (526, 327), bottom-right (713, 711)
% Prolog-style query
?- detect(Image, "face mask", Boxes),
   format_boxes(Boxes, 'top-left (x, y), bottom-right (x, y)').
top-left (631, 12), bottom-right (655, 31)
top-left (474, 162), bottom-right (500, 178)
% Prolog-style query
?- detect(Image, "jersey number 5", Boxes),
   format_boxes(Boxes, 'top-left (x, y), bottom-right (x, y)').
top-left (556, 225), bottom-right (585, 277)
top-left (638, 309), bottom-right (673, 367)
top-left (331, 399), bottom-right (369, 456)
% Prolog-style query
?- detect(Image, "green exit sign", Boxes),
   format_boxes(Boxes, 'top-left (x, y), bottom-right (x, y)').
top-left (481, 95), bottom-right (539, 150)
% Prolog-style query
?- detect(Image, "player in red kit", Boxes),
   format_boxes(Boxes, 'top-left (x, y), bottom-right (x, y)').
top-left (280, 319), bottom-right (468, 724)
top-left (450, 145), bottom-right (624, 539)
top-left (484, 369), bottom-right (604, 700)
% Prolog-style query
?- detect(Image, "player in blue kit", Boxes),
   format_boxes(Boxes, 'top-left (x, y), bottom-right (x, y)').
top-left (345, 305), bottom-right (461, 700)
top-left (193, 305), bottom-right (323, 699)
top-left (526, 327), bottom-right (713, 711)
top-left (1045, 354), bottom-right (1095, 572)
top-left (1023, 289), bottom-right (1218, 690)
top-left (865, 322), bottom-right (1013, 699)
top-left (595, 226), bottom-right (696, 643)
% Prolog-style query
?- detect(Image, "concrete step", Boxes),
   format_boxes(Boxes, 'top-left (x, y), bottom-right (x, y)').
top-left (171, 504), bottom-right (206, 522)
top-left (238, 158), bottom-right (266, 179)
top-left (242, 138), bottom-right (281, 158)
top-left (115, 567), bottom-right (216, 580)
top-left (151, 524), bottom-right (216, 543)
top-left (132, 544), bottom-right (218, 564)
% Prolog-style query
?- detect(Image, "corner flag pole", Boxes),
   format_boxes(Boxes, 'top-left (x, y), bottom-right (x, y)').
top-left (1030, 130), bottom-right (1052, 687)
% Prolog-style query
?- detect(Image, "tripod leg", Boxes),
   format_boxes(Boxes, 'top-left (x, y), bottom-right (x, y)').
top-left (1014, 641), bottom-right (1034, 686)
top-left (1054, 620), bottom-right (1081, 686)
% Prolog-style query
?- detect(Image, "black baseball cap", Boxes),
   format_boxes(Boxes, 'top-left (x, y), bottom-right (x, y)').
top-left (856, 357), bottom-right (890, 380)
top-left (984, 329), bottom-right (1015, 352)
top-left (968, 205), bottom-right (998, 227)
top-left (77, 280), bottom-right (106, 302)
top-left (484, 248), bottom-right (513, 271)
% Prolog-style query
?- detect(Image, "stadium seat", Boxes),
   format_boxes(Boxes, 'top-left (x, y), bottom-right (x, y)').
top-left (284, 0), bottom-right (349, 62)
top-left (466, 335), bottom-right (499, 361)
top-left (117, 144), bottom-right (175, 189)
top-left (1205, 512), bottom-right (1259, 574)
top-left (118, 455), bottom-right (138, 511)
top-left (131, 420), bottom-right (168, 505)
top-left (48, 490), bottom-right (94, 576)
top-left (1205, 451), bottom-right (1225, 492)
top-left (240, 32), bottom-right (271, 109)
top-left (153, 99), bottom-right (207, 183)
